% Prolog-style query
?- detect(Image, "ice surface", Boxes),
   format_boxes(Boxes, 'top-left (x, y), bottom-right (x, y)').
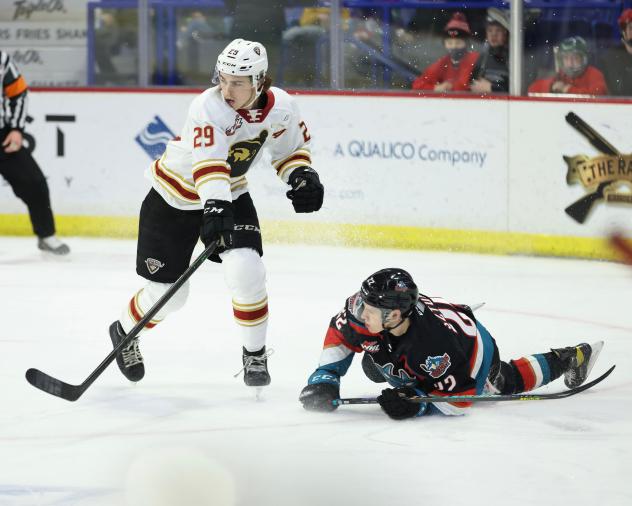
top-left (0, 237), bottom-right (630, 506)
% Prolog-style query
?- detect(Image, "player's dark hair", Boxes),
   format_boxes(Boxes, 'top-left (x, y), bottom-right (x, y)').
top-left (262, 75), bottom-right (272, 92)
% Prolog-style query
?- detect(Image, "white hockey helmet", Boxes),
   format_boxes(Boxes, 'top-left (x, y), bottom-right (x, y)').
top-left (213, 38), bottom-right (268, 94)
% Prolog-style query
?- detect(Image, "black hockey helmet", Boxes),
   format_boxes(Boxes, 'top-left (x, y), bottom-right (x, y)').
top-left (360, 268), bottom-right (419, 318)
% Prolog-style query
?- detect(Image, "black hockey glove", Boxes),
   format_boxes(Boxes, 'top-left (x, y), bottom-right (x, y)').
top-left (299, 383), bottom-right (339, 412)
top-left (201, 199), bottom-right (234, 248)
top-left (377, 387), bottom-right (427, 420)
top-left (286, 167), bottom-right (324, 213)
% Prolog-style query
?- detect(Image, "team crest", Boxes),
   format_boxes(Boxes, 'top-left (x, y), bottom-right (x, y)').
top-left (395, 280), bottom-right (408, 292)
top-left (420, 353), bottom-right (451, 378)
top-left (254, 46), bottom-right (261, 55)
top-left (145, 258), bottom-right (165, 275)
top-left (377, 362), bottom-right (415, 387)
top-left (228, 130), bottom-right (269, 177)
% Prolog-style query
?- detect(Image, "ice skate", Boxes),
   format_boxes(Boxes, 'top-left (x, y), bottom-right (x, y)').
top-left (235, 347), bottom-right (272, 397)
top-left (552, 341), bottom-right (603, 388)
top-left (38, 236), bottom-right (70, 256)
top-left (109, 321), bottom-right (145, 382)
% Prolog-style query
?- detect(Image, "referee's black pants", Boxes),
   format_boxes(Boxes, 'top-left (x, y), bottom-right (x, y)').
top-left (0, 140), bottom-right (55, 238)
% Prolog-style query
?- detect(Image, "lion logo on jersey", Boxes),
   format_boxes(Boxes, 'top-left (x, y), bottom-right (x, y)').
top-left (420, 353), bottom-right (451, 379)
top-left (228, 130), bottom-right (269, 177)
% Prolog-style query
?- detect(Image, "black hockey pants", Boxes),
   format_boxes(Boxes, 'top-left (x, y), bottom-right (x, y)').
top-left (0, 134), bottom-right (55, 238)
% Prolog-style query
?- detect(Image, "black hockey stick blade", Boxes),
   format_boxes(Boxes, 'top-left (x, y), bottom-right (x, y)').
top-left (25, 241), bottom-right (219, 402)
top-left (25, 368), bottom-right (83, 402)
top-left (333, 364), bottom-right (615, 406)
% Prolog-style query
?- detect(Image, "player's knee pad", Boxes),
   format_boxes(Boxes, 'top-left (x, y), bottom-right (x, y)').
top-left (143, 280), bottom-right (190, 315)
top-left (221, 248), bottom-right (266, 299)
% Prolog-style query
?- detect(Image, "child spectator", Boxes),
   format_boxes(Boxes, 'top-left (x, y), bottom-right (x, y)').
top-left (528, 36), bottom-right (608, 95)
top-left (412, 12), bottom-right (479, 92)
top-left (471, 8), bottom-right (509, 94)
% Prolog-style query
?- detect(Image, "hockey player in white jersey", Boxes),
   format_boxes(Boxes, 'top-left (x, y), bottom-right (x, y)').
top-left (108, 38), bottom-right (324, 388)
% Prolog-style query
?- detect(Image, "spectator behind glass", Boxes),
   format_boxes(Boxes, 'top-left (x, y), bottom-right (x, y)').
top-left (282, 7), bottom-right (350, 86)
top-left (179, 11), bottom-right (215, 71)
top-left (599, 9), bottom-right (632, 96)
top-left (226, 0), bottom-right (287, 72)
top-left (528, 36), bottom-right (608, 95)
top-left (412, 12), bottom-right (479, 92)
top-left (94, 11), bottom-right (120, 84)
top-left (471, 8), bottom-right (509, 93)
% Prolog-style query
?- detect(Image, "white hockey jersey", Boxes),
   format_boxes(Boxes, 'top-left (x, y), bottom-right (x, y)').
top-left (148, 86), bottom-right (312, 210)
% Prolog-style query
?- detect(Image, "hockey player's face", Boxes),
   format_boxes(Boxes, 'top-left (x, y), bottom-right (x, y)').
top-left (361, 303), bottom-right (386, 333)
top-left (219, 73), bottom-right (256, 110)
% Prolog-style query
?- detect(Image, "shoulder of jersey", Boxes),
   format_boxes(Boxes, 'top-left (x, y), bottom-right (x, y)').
top-left (189, 86), bottom-right (234, 126)
top-left (269, 86), bottom-right (296, 111)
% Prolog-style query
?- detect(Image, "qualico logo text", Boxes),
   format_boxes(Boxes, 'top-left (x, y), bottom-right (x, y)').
top-left (334, 140), bottom-right (488, 168)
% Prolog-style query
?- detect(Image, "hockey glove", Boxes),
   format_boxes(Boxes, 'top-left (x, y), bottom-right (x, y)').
top-left (286, 167), bottom-right (324, 213)
top-left (377, 387), bottom-right (428, 420)
top-left (201, 199), bottom-right (234, 248)
top-left (299, 383), bottom-right (339, 412)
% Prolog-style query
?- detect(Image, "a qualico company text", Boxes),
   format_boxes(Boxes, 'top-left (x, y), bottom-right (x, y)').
top-left (334, 140), bottom-right (487, 168)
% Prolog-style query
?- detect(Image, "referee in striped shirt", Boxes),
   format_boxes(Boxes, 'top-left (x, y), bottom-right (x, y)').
top-left (0, 50), bottom-right (69, 255)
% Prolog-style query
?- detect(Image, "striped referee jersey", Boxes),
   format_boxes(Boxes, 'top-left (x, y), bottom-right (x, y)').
top-left (0, 50), bottom-right (28, 132)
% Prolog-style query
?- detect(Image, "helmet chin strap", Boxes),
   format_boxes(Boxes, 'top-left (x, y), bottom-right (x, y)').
top-left (382, 311), bottom-right (408, 333)
top-left (242, 86), bottom-right (259, 109)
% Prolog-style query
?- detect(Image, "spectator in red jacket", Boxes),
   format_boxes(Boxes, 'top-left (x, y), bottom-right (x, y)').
top-left (528, 36), bottom-right (608, 95)
top-left (412, 12), bottom-right (479, 92)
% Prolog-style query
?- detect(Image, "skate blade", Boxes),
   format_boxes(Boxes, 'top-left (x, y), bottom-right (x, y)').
top-left (585, 341), bottom-right (604, 380)
top-left (253, 386), bottom-right (266, 401)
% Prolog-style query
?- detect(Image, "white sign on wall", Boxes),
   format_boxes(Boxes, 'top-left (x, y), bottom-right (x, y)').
top-left (0, 0), bottom-right (88, 86)
top-left (1, 90), bottom-right (630, 240)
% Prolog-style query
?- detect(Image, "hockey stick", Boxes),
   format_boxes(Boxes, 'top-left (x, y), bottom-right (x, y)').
top-left (332, 364), bottom-right (615, 406)
top-left (610, 232), bottom-right (632, 266)
top-left (25, 240), bottom-right (219, 402)
top-left (564, 113), bottom-right (622, 223)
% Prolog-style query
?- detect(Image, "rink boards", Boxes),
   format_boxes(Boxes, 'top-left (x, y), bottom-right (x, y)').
top-left (1, 89), bottom-right (631, 259)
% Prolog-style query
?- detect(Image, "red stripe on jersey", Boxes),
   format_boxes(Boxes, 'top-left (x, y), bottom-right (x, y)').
top-left (513, 357), bottom-right (537, 391)
top-left (233, 305), bottom-right (268, 322)
top-left (192, 165), bottom-right (231, 183)
top-left (129, 297), bottom-right (156, 329)
top-left (468, 333), bottom-right (479, 376)
top-left (430, 388), bottom-right (477, 408)
top-left (276, 153), bottom-right (311, 173)
top-left (155, 161), bottom-right (199, 201)
top-left (323, 327), bottom-right (363, 353)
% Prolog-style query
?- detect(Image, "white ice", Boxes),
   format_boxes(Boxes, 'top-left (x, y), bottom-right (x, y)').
top-left (0, 237), bottom-right (630, 506)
